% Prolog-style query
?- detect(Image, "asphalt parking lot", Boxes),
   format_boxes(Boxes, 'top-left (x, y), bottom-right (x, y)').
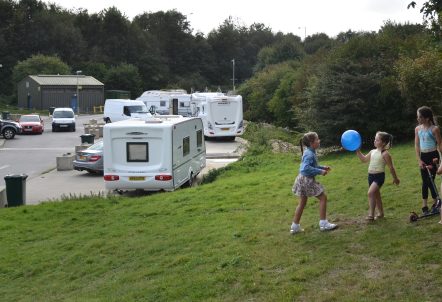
top-left (0, 133), bottom-right (246, 206)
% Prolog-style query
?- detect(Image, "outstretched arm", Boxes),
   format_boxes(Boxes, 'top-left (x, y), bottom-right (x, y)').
top-left (383, 151), bottom-right (400, 185)
top-left (356, 149), bottom-right (370, 163)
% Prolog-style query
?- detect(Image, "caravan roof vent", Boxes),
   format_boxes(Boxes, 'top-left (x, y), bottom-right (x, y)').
top-left (144, 117), bottom-right (163, 123)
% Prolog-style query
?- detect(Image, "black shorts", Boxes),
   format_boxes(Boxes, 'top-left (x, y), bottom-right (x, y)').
top-left (368, 172), bottom-right (385, 188)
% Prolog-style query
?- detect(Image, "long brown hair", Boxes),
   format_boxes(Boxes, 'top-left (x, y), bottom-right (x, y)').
top-left (299, 132), bottom-right (318, 155)
top-left (417, 106), bottom-right (437, 126)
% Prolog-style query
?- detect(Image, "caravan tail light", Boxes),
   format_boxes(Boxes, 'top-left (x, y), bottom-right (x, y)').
top-left (155, 174), bottom-right (172, 181)
top-left (104, 175), bottom-right (119, 181)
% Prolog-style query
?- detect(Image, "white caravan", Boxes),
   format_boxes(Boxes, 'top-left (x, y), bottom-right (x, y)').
top-left (103, 99), bottom-right (149, 123)
top-left (136, 90), bottom-right (192, 116)
top-left (190, 92), bottom-right (244, 139)
top-left (103, 116), bottom-right (206, 191)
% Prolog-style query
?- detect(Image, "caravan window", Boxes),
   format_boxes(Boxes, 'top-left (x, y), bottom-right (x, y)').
top-left (196, 130), bottom-right (202, 147)
top-left (126, 142), bottom-right (149, 162)
top-left (183, 137), bottom-right (190, 156)
top-left (160, 101), bottom-right (166, 107)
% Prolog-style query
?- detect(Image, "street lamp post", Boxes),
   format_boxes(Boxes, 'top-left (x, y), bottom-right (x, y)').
top-left (298, 26), bottom-right (306, 40)
top-left (231, 59), bottom-right (235, 93)
top-left (76, 70), bottom-right (82, 114)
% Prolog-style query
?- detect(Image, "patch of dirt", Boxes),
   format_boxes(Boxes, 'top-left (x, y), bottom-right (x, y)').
top-left (270, 139), bottom-right (298, 154)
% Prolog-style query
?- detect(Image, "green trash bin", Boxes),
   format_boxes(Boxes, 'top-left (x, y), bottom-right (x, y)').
top-left (2, 111), bottom-right (10, 120)
top-left (4, 174), bottom-right (28, 207)
top-left (80, 134), bottom-right (95, 144)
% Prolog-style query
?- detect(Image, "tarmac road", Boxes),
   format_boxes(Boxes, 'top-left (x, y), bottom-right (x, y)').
top-left (0, 118), bottom-right (246, 206)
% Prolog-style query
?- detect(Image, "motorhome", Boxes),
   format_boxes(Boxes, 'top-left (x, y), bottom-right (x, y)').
top-left (103, 116), bottom-right (206, 191)
top-left (103, 99), bottom-right (149, 123)
top-left (136, 90), bottom-right (192, 116)
top-left (190, 92), bottom-right (244, 140)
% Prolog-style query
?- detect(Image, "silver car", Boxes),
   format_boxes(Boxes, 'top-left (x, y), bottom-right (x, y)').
top-left (73, 140), bottom-right (103, 174)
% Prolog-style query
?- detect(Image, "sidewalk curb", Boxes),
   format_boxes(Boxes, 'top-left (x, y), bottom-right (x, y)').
top-left (0, 139), bottom-right (4, 148)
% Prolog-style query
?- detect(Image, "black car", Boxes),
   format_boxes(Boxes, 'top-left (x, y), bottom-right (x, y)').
top-left (0, 118), bottom-right (22, 139)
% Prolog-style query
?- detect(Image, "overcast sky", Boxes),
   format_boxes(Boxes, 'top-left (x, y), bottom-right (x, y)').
top-left (44, 0), bottom-right (425, 38)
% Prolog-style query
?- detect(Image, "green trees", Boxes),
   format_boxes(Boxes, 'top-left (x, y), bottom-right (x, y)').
top-left (12, 54), bottom-right (70, 84)
top-left (104, 63), bottom-right (143, 99)
top-left (396, 50), bottom-right (442, 115)
top-left (255, 35), bottom-right (304, 71)
top-left (1, 0), bottom-right (442, 147)
top-left (298, 27), bottom-right (429, 144)
top-left (240, 21), bottom-right (437, 145)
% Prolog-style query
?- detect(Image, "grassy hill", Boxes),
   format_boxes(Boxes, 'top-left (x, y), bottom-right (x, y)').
top-left (1, 125), bottom-right (442, 301)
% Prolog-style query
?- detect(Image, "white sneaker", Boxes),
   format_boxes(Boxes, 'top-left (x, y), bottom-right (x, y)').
top-left (290, 223), bottom-right (304, 234)
top-left (319, 221), bottom-right (337, 231)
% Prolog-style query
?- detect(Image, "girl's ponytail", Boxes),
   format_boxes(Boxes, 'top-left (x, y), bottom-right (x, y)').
top-left (299, 132), bottom-right (318, 156)
top-left (299, 138), bottom-right (304, 156)
top-left (377, 131), bottom-right (393, 150)
top-left (418, 106), bottom-right (437, 125)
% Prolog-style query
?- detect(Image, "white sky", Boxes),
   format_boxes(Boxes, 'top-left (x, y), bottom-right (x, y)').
top-left (44, 0), bottom-right (425, 38)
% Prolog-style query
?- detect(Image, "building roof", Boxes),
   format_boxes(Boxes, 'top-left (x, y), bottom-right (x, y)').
top-left (28, 75), bottom-right (104, 86)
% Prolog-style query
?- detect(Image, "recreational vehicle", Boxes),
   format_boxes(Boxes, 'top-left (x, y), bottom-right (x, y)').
top-left (103, 116), bottom-right (206, 191)
top-left (136, 90), bottom-right (192, 116)
top-left (190, 92), bottom-right (244, 140)
top-left (103, 99), bottom-right (149, 123)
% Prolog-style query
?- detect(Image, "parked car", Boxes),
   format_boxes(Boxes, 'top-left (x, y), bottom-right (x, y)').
top-left (73, 140), bottom-right (103, 174)
top-left (52, 108), bottom-right (76, 132)
top-left (0, 118), bottom-right (22, 139)
top-left (18, 114), bottom-right (44, 134)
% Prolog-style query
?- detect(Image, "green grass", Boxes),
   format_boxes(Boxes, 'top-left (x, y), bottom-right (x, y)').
top-left (1, 138), bottom-right (442, 301)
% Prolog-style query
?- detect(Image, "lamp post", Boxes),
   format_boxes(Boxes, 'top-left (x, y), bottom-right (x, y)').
top-left (298, 26), bottom-right (306, 40)
top-left (231, 59), bottom-right (235, 93)
top-left (76, 70), bottom-right (82, 114)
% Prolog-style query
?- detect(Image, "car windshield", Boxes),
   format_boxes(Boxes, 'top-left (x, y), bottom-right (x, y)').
top-left (53, 111), bottom-right (74, 118)
top-left (88, 140), bottom-right (103, 151)
top-left (128, 106), bottom-right (145, 113)
top-left (20, 115), bottom-right (40, 122)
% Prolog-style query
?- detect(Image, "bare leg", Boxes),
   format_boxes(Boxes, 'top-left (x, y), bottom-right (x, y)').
top-left (293, 196), bottom-right (308, 224)
top-left (367, 183), bottom-right (380, 218)
top-left (317, 193), bottom-right (327, 220)
top-left (374, 188), bottom-right (384, 217)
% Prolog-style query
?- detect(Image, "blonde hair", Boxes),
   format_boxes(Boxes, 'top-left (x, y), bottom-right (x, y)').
top-left (376, 131), bottom-right (393, 150)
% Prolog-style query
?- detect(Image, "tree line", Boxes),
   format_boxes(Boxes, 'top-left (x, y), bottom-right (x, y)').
top-left (0, 0), bottom-right (285, 99)
top-left (1, 0), bottom-right (441, 145)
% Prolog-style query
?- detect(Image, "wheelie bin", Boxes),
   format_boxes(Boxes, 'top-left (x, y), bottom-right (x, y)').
top-left (49, 107), bottom-right (56, 116)
top-left (80, 134), bottom-right (95, 144)
top-left (4, 174), bottom-right (28, 207)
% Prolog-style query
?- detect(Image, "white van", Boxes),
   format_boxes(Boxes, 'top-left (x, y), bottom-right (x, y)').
top-left (52, 107), bottom-right (76, 132)
top-left (103, 116), bottom-right (206, 191)
top-left (190, 92), bottom-right (244, 140)
top-left (103, 99), bottom-right (149, 123)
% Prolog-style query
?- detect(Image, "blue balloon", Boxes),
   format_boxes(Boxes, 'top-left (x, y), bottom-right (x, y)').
top-left (341, 130), bottom-right (361, 151)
